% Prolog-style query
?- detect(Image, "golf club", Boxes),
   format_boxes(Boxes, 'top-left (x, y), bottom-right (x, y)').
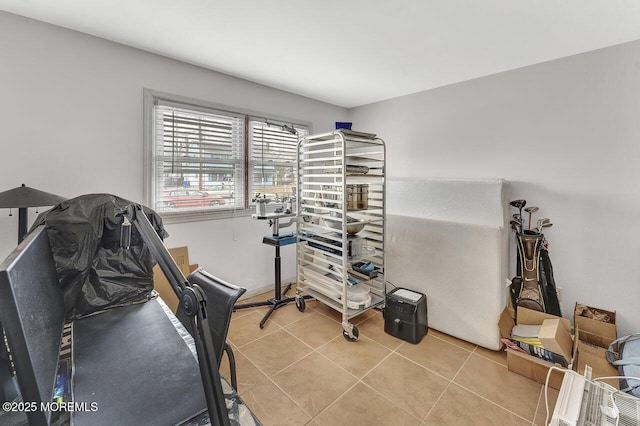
top-left (538, 223), bottom-right (553, 249)
top-left (510, 199), bottom-right (526, 234)
top-left (524, 206), bottom-right (539, 230)
top-left (512, 214), bottom-right (522, 233)
top-left (535, 219), bottom-right (551, 233)
top-left (536, 217), bottom-right (550, 232)
top-left (539, 222), bottom-right (553, 232)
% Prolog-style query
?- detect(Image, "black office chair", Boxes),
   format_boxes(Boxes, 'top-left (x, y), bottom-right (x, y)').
top-left (176, 269), bottom-right (246, 391)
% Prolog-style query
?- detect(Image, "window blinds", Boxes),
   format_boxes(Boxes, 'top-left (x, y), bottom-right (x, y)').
top-left (148, 94), bottom-right (310, 217)
top-left (249, 121), bottom-right (307, 201)
top-left (153, 103), bottom-right (245, 211)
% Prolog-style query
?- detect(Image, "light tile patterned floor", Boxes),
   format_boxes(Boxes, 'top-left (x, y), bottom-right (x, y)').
top-left (221, 290), bottom-right (559, 426)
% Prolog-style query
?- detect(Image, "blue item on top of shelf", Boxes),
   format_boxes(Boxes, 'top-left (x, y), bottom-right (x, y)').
top-left (335, 122), bottom-right (352, 130)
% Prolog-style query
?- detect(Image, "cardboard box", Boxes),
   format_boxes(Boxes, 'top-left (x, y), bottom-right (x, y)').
top-left (574, 303), bottom-right (616, 339)
top-left (506, 349), bottom-right (566, 390)
top-left (153, 246), bottom-right (192, 313)
top-left (572, 329), bottom-right (619, 389)
top-left (576, 327), bottom-right (615, 349)
top-left (539, 318), bottom-right (573, 362)
top-left (516, 307), bottom-right (571, 334)
top-left (499, 307), bottom-right (572, 390)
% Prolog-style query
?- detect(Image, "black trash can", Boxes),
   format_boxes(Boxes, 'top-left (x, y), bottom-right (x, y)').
top-left (384, 287), bottom-right (428, 344)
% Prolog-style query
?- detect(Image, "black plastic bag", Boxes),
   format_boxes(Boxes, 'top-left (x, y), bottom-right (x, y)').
top-left (29, 194), bottom-right (168, 319)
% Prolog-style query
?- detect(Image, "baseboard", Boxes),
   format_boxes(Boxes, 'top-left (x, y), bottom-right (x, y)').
top-left (237, 276), bottom-right (297, 300)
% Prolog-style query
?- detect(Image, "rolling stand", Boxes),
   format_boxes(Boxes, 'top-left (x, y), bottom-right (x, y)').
top-left (234, 212), bottom-right (312, 328)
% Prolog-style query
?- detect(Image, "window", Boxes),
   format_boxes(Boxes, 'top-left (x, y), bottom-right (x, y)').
top-left (249, 120), bottom-right (307, 203)
top-left (144, 90), bottom-right (309, 221)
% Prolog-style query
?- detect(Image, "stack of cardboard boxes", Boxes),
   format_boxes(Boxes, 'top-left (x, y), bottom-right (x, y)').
top-left (498, 302), bottom-right (619, 390)
top-left (573, 304), bottom-right (619, 389)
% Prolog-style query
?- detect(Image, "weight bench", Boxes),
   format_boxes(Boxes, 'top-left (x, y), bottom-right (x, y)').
top-left (0, 225), bottom-right (254, 425)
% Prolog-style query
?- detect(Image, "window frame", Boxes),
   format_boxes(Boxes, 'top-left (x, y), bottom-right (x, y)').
top-left (143, 89), bottom-right (312, 223)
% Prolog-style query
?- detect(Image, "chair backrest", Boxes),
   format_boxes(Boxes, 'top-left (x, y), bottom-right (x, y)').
top-left (177, 269), bottom-right (245, 366)
top-left (0, 225), bottom-right (65, 426)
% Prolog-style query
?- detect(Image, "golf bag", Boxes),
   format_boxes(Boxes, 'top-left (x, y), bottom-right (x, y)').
top-left (509, 231), bottom-right (561, 316)
top-left (539, 247), bottom-right (562, 316)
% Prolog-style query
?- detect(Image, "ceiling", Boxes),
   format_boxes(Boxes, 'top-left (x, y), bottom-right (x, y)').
top-left (1, 0), bottom-right (639, 108)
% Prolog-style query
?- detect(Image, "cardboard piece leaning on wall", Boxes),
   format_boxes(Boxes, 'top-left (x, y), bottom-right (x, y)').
top-left (153, 246), bottom-right (191, 313)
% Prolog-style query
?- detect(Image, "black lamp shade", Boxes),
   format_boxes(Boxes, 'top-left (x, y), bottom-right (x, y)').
top-left (0, 184), bottom-right (67, 208)
top-left (0, 184), bottom-right (67, 243)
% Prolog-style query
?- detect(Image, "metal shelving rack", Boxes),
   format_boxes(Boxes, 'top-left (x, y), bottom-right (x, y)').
top-left (295, 130), bottom-right (385, 341)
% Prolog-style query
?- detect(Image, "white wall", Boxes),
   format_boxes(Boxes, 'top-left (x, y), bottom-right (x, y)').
top-left (0, 12), bottom-right (346, 293)
top-left (349, 40), bottom-right (640, 335)
top-left (3, 10), bottom-right (639, 335)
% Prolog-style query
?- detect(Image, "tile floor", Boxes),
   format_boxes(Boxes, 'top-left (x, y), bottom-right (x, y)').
top-left (221, 290), bottom-right (559, 426)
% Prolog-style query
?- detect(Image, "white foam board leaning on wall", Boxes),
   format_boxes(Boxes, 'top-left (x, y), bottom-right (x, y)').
top-left (386, 178), bottom-right (509, 350)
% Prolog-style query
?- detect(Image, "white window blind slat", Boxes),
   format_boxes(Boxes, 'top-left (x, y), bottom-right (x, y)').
top-left (153, 105), bottom-right (245, 212)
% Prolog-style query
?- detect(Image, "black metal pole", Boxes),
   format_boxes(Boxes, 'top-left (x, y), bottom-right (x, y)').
top-left (18, 207), bottom-right (27, 244)
top-left (272, 218), bottom-right (282, 301)
top-left (274, 245), bottom-right (281, 301)
top-left (125, 206), bottom-right (187, 296)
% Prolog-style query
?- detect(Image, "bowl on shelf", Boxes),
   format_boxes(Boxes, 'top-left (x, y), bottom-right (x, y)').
top-left (324, 215), bottom-right (366, 234)
top-left (346, 284), bottom-right (370, 302)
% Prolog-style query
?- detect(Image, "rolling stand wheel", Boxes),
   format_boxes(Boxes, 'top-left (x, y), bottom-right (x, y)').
top-left (342, 325), bottom-right (359, 342)
top-left (296, 296), bottom-right (306, 312)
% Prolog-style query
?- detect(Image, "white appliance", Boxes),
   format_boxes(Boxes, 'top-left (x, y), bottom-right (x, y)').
top-left (550, 370), bottom-right (640, 426)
